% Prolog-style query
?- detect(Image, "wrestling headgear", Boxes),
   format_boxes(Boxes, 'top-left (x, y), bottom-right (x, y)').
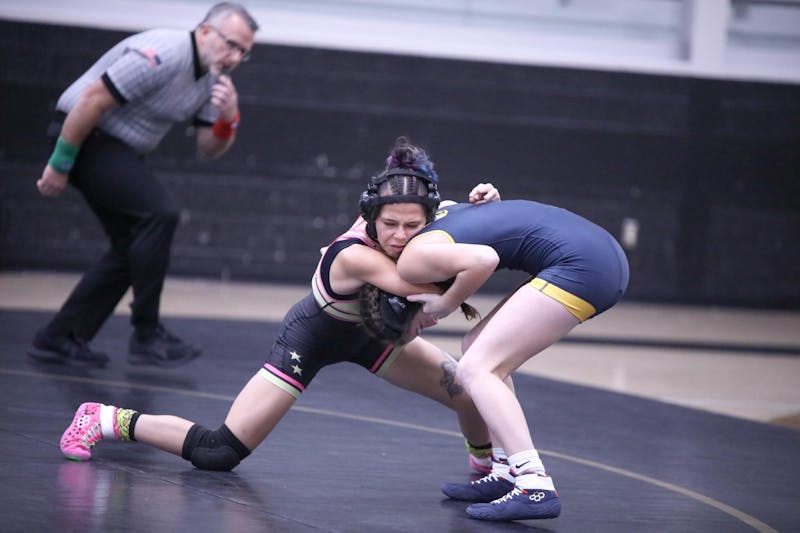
top-left (358, 168), bottom-right (441, 240)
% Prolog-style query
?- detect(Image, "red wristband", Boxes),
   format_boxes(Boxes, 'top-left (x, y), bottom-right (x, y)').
top-left (212, 111), bottom-right (240, 140)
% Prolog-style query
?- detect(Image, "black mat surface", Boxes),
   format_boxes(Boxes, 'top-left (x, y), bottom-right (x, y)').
top-left (1, 310), bottom-right (797, 532)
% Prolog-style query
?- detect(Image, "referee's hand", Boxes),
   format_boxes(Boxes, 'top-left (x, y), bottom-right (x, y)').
top-left (37, 165), bottom-right (68, 197)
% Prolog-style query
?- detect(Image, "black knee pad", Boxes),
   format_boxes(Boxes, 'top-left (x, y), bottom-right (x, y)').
top-left (181, 424), bottom-right (251, 471)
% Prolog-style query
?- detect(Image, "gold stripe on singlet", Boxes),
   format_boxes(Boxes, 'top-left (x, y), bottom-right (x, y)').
top-left (528, 277), bottom-right (596, 322)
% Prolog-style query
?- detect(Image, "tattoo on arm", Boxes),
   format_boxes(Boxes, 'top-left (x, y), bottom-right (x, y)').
top-left (440, 359), bottom-right (464, 399)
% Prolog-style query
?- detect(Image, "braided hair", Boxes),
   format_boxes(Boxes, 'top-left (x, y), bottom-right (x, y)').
top-left (359, 137), bottom-right (441, 240)
top-left (359, 283), bottom-right (480, 343)
top-left (359, 284), bottom-right (420, 344)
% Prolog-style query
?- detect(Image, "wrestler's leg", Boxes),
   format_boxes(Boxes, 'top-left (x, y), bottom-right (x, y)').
top-left (379, 337), bottom-right (490, 452)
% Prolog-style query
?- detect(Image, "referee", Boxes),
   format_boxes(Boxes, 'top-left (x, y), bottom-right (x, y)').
top-left (29, 3), bottom-right (258, 368)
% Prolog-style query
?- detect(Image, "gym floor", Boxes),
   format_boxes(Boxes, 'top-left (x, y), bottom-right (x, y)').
top-left (1, 272), bottom-right (798, 532)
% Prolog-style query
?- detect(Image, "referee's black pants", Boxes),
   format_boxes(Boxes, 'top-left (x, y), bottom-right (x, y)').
top-left (42, 130), bottom-right (180, 341)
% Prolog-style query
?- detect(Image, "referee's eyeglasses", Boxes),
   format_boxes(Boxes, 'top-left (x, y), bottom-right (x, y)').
top-left (209, 26), bottom-right (251, 62)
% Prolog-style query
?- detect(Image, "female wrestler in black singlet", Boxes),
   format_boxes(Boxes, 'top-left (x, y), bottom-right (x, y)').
top-left (58, 137), bottom-right (500, 478)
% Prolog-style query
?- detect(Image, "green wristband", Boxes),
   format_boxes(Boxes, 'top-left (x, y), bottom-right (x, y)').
top-left (48, 137), bottom-right (80, 173)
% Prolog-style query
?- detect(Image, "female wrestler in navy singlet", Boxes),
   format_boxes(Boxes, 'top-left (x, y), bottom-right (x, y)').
top-left (395, 198), bottom-right (629, 522)
top-left (57, 137), bottom-right (501, 478)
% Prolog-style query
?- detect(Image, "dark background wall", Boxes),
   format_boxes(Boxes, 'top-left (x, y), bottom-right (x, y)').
top-left (1, 20), bottom-right (798, 308)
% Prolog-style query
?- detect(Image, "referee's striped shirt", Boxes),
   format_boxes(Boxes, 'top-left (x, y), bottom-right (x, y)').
top-left (57, 29), bottom-right (218, 154)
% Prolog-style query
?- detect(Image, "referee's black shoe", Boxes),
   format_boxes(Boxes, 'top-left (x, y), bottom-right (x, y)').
top-left (28, 331), bottom-right (109, 367)
top-left (128, 324), bottom-right (201, 368)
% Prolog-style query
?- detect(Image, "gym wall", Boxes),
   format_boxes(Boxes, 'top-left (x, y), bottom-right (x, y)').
top-left (1, 20), bottom-right (798, 307)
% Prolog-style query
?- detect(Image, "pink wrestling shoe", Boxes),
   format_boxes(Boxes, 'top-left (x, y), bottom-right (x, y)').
top-left (470, 453), bottom-right (493, 474)
top-left (60, 402), bottom-right (107, 461)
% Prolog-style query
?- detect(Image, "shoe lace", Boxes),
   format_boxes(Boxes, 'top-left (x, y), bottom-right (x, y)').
top-left (154, 324), bottom-right (180, 342)
top-left (474, 472), bottom-right (501, 485)
top-left (72, 414), bottom-right (102, 449)
top-left (82, 423), bottom-right (102, 448)
top-left (493, 487), bottom-right (524, 504)
top-left (70, 335), bottom-right (96, 358)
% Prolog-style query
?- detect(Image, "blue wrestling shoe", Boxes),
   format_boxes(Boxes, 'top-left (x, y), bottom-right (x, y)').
top-left (442, 472), bottom-right (515, 502)
top-left (466, 487), bottom-right (561, 521)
